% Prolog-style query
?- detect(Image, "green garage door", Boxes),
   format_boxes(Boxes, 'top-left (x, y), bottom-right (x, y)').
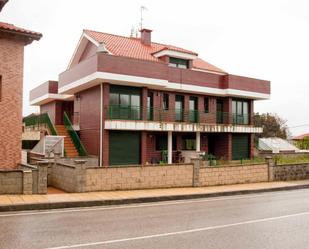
top-left (232, 134), bottom-right (250, 160)
top-left (109, 131), bottom-right (140, 165)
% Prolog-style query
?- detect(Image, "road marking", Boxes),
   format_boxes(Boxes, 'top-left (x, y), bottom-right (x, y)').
top-left (45, 210), bottom-right (309, 249)
top-left (1, 188), bottom-right (308, 218)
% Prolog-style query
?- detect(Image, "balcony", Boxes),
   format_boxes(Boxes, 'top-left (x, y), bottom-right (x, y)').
top-left (105, 105), bottom-right (252, 125)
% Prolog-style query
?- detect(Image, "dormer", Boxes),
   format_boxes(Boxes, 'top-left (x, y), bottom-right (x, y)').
top-left (152, 47), bottom-right (197, 69)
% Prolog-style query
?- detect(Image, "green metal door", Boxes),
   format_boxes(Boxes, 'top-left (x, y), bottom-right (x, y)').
top-left (232, 134), bottom-right (249, 160)
top-left (109, 131), bottom-right (140, 165)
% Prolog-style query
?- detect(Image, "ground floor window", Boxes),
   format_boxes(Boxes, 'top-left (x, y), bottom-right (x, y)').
top-left (182, 134), bottom-right (196, 150)
top-left (155, 134), bottom-right (177, 151)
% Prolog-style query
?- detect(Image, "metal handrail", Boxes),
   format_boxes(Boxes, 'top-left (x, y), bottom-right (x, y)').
top-left (63, 111), bottom-right (88, 156)
top-left (106, 105), bottom-right (252, 125)
top-left (23, 113), bottom-right (58, 135)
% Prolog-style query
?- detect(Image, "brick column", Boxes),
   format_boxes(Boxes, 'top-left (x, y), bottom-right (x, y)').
top-left (37, 161), bottom-right (48, 194)
top-left (223, 97), bottom-right (233, 124)
top-left (141, 131), bottom-right (147, 165)
top-left (103, 130), bottom-right (109, 167)
top-left (249, 133), bottom-right (255, 159)
top-left (22, 170), bottom-right (33, 195)
top-left (141, 87), bottom-right (148, 120)
top-left (249, 100), bottom-right (254, 125)
top-left (168, 93), bottom-right (175, 122)
top-left (184, 95), bottom-right (190, 122)
top-left (227, 133), bottom-right (232, 161)
top-left (102, 83), bottom-right (110, 167)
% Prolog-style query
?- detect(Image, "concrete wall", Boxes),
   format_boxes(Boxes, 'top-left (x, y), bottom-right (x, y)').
top-left (49, 163), bottom-right (76, 192)
top-left (199, 164), bottom-right (268, 186)
top-left (85, 164), bottom-right (193, 192)
top-left (0, 170), bottom-right (23, 194)
top-left (48, 160), bottom-right (270, 193)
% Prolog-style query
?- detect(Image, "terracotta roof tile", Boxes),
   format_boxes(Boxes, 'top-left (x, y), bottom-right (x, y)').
top-left (84, 29), bottom-right (226, 74)
top-left (192, 58), bottom-right (227, 74)
top-left (0, 21), bottom-right (42, 39)
top-left (293, 133), bottom-right (309, 140)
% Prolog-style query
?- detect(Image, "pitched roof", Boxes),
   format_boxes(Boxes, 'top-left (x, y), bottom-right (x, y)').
top-left (293, 133), bottom-right (309, 140)
top-left (0, 22), bottom-right (42, 41)
top-left (84, 29), bottom-right (226, 74)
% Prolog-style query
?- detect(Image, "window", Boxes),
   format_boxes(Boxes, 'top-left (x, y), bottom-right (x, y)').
top-left (109, 85), bottom-right (141, 120)
top-left (175, 95), bottom-right (184, 121)
top-left (147, 92), bottom-right (153, 120)
top-left (204, 97), bottom-right (209, 113)
top-left (182, 135), bottom-right (196, 150)
top-left (232, 99), bottom-right (249, 125)
top-left (163, 93), bottom-right (169, 110)
top-left (169, 57), bottom-right (189, 69)
top-left (189, 96), bottom-right (198, 122)
top-left (155, 134), bottom-right (177, 151)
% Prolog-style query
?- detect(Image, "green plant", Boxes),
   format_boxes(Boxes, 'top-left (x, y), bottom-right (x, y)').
top-left (161, 150), bottom-right (168, 164)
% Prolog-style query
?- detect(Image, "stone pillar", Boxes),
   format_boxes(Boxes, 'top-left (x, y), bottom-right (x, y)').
top-left (22, 170), bottom-right (33, 195)
top-left (74, 159), bottom-right (87, 193)
top-left (168, 131), bottom-right (173, 164)
top-left (54, 152), bottom-right (61, 165)
top-left (37, 161), bottom-right (49, 194)
top-left (265, 156), bottom-right (274, 181)
top-left (191, 158), bottom-right (201, 187)
top-left (196, 132), bottom-right (201, 152)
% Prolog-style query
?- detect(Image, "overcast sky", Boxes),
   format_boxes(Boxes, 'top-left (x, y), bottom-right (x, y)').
top-left (1, 0), bottom-right (309, 135)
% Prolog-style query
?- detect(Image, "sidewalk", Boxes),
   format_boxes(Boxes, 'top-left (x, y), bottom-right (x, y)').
top-left (1, 180), bottom-right (309, 212)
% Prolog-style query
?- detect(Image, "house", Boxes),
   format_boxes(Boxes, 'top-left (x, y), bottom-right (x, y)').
top-left (0, 0), bottom-right (42, 169)
top-left (292, 133), bottom-right (309, 142)
top-left (29, 28), bottom-right (270, 166)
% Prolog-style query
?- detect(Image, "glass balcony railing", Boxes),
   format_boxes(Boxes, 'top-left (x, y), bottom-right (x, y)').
top-left (106, 105), bottom-right (251, 125)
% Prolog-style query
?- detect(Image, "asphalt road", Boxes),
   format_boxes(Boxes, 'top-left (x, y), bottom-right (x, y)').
top-left (1, 189), bottom-right (309, 249)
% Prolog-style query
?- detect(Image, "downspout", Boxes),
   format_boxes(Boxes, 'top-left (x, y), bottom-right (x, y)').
top-left (99, 83), bottom-right (103, 167)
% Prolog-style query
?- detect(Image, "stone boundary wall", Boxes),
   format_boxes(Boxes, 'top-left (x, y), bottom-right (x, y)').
top-left (0, 169), bottom-right (24, 194)
top-left (270, 163), bottom-right (309, 181)
top-left (49, 163), bottom-right (76, 192)
top-left (199, 164), bottom-right (268, 187)
top-left (85, 164), bottom-right (193, 192)
top-left (0, 163), bottom-right (48, 195)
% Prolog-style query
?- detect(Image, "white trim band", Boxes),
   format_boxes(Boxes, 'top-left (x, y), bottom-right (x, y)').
top-left (58, 71), bottom-right (270, 100)
top-left (30, 93), bottom-right (73, 106)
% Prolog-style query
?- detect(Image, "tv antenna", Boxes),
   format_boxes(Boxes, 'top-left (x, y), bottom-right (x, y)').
top-left (140, 5), bottom-right (148, 30)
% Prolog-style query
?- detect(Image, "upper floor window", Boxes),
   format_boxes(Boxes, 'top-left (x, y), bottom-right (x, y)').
top-left (169, 57), bottom-right (189, 69)
top-left (204, 97), bottom-right (209, 113)
top-left (232, 99), bottom-right (249, 125)
top-left (163, 93), bottom-right (169, 110)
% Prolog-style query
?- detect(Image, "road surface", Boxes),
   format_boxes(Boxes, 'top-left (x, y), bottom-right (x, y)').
top-left (1, 189), bottom-right (309, 249)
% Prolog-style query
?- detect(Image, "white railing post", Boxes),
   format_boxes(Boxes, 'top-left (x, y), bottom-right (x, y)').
top-left (196, 131), bottom-right (201, 152)
top-left (168, 131), bottom-right (172, 164)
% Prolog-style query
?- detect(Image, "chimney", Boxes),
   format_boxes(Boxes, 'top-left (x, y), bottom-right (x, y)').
top-left (140, 28), bottom-right (152, 46)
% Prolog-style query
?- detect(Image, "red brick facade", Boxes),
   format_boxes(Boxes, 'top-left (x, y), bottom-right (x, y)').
top-left (0, 38), bottom-right (24, 168)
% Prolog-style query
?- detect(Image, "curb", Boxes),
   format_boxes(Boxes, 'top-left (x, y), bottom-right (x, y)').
top-left (1, 184), bottom-right (309, 212)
